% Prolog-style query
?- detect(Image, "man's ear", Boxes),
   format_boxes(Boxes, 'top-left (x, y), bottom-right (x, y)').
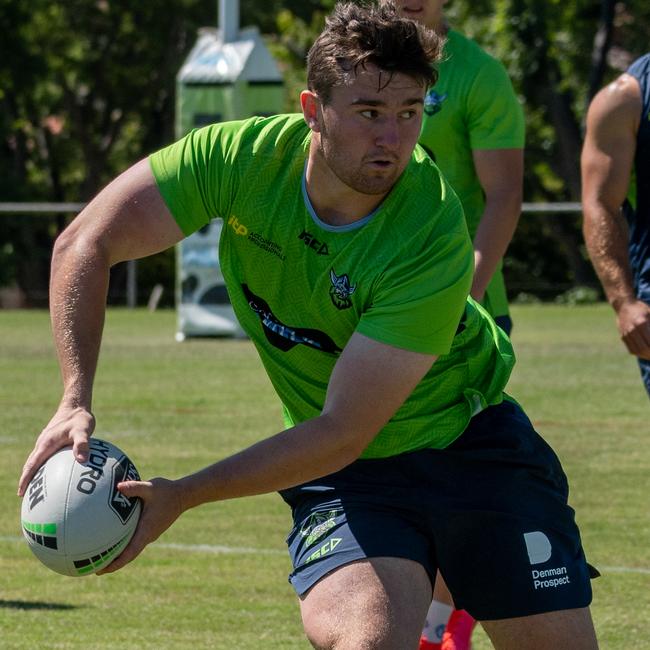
top-left (300, 90), bottom-right (321, 132)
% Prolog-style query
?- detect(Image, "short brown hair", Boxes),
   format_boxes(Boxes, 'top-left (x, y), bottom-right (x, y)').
top-left (307, 1), bottom-right (442, 103)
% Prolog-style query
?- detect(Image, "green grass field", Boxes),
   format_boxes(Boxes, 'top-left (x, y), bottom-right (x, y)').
top-left (1, 305), bottom-right (648, 648)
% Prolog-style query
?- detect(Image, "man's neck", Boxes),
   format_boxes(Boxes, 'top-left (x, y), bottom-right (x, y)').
top-left (304, 147), bottom-right (387, 227)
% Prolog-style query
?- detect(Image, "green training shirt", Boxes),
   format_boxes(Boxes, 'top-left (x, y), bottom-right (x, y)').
top-left (149, 114), bottom-right (514, 458)
top-left (420, 29), bottom-right (526, 319)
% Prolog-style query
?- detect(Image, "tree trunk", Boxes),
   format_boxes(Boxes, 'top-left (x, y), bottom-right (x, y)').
top-left (586, 0), bottom-right (616, 108)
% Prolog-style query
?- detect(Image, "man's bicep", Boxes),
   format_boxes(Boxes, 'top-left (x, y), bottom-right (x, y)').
top-left (322, 333), bottom-right (437, 446)
top-left (581, 128), bottom-right (635, 212)
top-left (581, 80), bottom-right (640, 212)
top-left (70, 158), bottom-right (185, 266)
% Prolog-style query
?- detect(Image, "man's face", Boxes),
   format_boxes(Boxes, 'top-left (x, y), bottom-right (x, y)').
top-left (305, 66), bottom-right (426, 198)
top-left (391, 0), bottom-right (447, 31)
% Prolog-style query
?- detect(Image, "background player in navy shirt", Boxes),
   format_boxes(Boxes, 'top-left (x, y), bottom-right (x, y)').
top-left (582, 53), bottom-right (650, 397)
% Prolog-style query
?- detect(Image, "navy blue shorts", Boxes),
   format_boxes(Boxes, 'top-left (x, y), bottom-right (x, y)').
top-left (280, 400), bottom-right (594, 620)
top-left (636, 292), bottom-right (650, 397)
top-left (639, 357), bottom-right (650, 397)
top-left (493, 314), bottom-right (512, 336)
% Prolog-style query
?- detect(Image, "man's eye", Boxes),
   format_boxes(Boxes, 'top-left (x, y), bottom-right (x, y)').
top-left (360, 110), bottom-right (378, 119)
top-left (400, 110), bottom-right (417, 119)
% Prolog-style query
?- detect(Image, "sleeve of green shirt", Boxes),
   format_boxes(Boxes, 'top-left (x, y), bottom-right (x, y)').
top-left (466, 57), bottom-right (525, 150)
top-left (356, 199), bottom-right (474, 356)
top-left (148, 120), bottom-right (250, 236)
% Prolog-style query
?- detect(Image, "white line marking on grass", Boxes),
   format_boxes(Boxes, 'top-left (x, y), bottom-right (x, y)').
top-left (599, 565), bottom-right (650, 575)
top-left (1, 536), bottom-right (284, 556)
top-left (4, 537), bottom-right (649, 571)
top-left (157, 542), bottom-right (285, 556)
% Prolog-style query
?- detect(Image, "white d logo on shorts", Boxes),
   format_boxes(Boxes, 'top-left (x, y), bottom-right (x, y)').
top-left (523, 531), bottom-right (552, 565)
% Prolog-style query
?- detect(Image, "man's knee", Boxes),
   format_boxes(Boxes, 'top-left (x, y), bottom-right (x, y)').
top-left (300, 570), bottom-right (398, 650)
top-left (301, 606), bottom-right (391, 650)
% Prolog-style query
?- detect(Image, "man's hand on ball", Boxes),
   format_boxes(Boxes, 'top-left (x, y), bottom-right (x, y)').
top-left (97, 477), bottom-right (183, 575)
top-left (18, 405), bottom-right (95, 497)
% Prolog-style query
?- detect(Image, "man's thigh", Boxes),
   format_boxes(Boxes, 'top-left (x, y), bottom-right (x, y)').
top-left (299, 557), bottom-right (431, 650)
top-left (481, 607), bottom-right (598, 650)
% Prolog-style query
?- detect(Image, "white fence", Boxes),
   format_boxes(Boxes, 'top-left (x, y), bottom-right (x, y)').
top-left (0, 201), bottom-right (585, 309)
top-left (0, 202), bottom-right (138, 307)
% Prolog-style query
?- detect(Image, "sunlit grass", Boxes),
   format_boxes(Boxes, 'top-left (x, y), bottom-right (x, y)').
top-left (1, 305), bottom-right (647, 648)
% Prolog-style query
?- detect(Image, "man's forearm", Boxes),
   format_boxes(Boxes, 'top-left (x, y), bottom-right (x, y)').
top-left (583, 203), bottom-right (636, 311)
top-left (471, 194), bottom-right (521, 301)
top-left (49, 229), bottom-right (112, 409)
top-left (176, 414), bottom-right (366, 511)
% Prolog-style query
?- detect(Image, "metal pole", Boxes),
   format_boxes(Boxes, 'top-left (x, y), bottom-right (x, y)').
top-left (219, 0), bottom-right (239, 43)
top-left (126, 260), bottom-right (137, 308)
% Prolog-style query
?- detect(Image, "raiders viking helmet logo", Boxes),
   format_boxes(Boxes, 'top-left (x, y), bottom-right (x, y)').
top-left (329, 269), bottom-right (356, 310)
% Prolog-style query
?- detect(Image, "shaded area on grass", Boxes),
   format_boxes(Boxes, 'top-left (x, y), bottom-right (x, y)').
top-left (0, 599), bottom-right (80, 611)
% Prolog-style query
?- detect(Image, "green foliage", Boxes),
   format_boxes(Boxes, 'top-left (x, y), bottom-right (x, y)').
top-left (439, 0), bottom-right (649, 299)
top-left (554, 285), bottom-right (601, 305)
top-left (0, 0), bottom-right (216, 304)
top-left (441, 0), bottom-right (650, 297)
top-left (268, 2), bottom-right (336, 113)
top-left (0, 241), bottom-right (16, 286)
top-left (1, 1), bottom-right (650, 303)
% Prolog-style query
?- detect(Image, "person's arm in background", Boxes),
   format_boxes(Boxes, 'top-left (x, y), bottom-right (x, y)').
top-left (581, 74), bottom-right (650, 360)
top-left (464, 54), bottom-right (525, 304)
top-left (470, 148), bottom-right (523, 301)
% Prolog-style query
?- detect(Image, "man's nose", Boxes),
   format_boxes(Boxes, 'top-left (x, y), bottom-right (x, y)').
top-left (375, 118), bottom-right (400, 150)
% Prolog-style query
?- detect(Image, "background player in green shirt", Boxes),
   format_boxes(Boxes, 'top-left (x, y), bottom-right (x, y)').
top-left (388, 2), bottom-right (525, 648)
top-left (18, 4), bottom-right (596, 649)
top-left (391, 0), bottom-right (525, 337)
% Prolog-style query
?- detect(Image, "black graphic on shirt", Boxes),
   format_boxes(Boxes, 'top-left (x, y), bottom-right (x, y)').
top-left (243, 285), bottom-right (342, 355)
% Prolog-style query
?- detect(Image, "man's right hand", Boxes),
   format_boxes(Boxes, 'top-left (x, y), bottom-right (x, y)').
top-left (17, 405), bottom-right (96, 497)
top-left (616, 299), bottom-right (650, 361)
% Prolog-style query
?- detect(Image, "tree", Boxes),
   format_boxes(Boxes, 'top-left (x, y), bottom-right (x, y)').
top-left (2, 1), bottom-right (650, 305)
top-left (443, 0), bottom-right (650, 298)
top-left (0, 0), bottom-right (216, 305)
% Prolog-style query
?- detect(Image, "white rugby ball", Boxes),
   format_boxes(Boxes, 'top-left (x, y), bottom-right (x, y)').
top-left (21, 438), bottom-right (141, 577)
